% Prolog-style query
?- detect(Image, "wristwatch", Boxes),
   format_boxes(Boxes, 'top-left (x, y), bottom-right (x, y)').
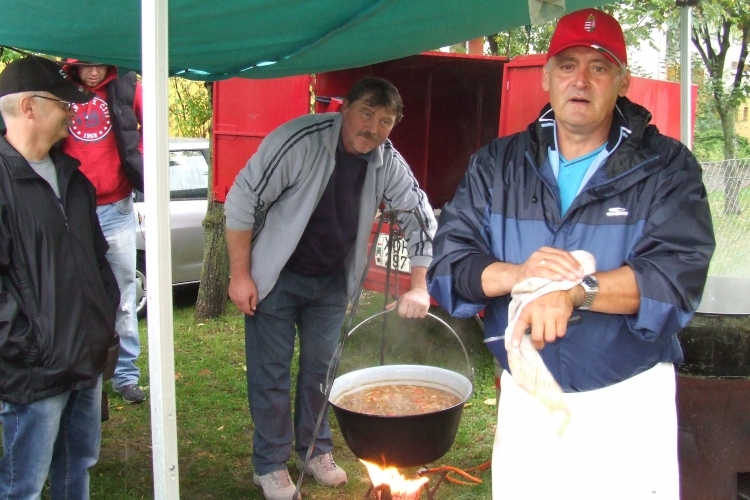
top-left (577, 274), bottom-right (599, 310)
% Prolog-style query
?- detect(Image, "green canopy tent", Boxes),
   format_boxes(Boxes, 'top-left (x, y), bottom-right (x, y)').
top-left (4, 0), bottom-right (608, 80)
top-left (3, 1), bottom-right (620, 498)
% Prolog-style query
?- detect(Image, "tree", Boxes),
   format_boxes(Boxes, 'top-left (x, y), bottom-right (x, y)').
top-left (643, 0), bottom-right (750, 214)
top-left (690, 2), bottom-right (750, 160)
top-left (168, 78), bottom-right (212, 138)
top-left (689, 1), bottom-right (749, 214)
top-left (601, 0), bottom-right (750, 214)
top-left (487, 24), bottom-right (554, 57)
top-left (165, 78), bottom-right (229, 320)
top-left (187, 82), bottom-right (230, 321)
top-left (694, 129), bottom-right (750, 160)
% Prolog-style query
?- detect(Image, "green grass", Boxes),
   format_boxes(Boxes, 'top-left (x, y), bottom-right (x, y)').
top-left (87, 289), bottom-right (496, 499)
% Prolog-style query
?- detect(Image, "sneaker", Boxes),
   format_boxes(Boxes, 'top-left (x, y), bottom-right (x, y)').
top-left (253, 469), bottom-right (300, 500)
top-left (114, 384), bottom-right (146, 404)
top-left (297, 453), bottom-right (347, 487)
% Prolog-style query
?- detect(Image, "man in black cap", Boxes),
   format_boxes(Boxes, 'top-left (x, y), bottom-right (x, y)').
top-left (0, 55), bottom-right (120, 499)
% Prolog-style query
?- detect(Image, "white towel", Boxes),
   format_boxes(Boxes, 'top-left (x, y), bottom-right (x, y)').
top-left (504, 250), bottom-right (596, 435)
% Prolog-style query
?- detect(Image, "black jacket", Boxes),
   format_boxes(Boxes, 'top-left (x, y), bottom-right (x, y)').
top-left (0, 136), bottom-right (120, 404)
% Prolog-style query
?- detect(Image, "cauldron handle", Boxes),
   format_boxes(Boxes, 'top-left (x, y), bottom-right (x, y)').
top-left (331, 307), bottom-right (475, 387)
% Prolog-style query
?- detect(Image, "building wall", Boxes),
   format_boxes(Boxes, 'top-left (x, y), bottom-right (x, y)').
top-left (737, 99), bottom-right (750, 142)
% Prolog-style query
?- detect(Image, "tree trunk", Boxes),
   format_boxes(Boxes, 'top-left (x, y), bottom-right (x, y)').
top-left (718, 107), bottom-right (742, 215)
top-left (194, 198), bottom-right (229, 320)
top-left (194, 81), bottom-right (230, 320)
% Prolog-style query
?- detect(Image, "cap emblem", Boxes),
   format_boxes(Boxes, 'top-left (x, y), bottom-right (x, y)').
top-left (584, 14), bottom-right (597, 32)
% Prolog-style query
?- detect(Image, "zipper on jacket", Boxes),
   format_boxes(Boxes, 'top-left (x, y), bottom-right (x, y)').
top-left (525, 151), bottom-right (563, 222)
top-left (61, 211), bottom-right (70, 233)
top-left (57, 160), bottom-right (77, 234)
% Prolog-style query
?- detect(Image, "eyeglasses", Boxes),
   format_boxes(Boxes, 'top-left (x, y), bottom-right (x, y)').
top-left (30, 95), bottom-right (74, 111)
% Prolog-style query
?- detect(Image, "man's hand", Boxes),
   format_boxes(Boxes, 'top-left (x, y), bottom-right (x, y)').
top-left (516, 246), bottom-right (585, 283)
top-left (510, 289), bottom-right (578, 350)
top-left (387, 287), bottom-right (431, 318)
top-left (226, 228), bottom-right (256, 316)
top-left (482, 247), bottom-right (585, 298)
top-left (228, 273), bottom-right (258, 316)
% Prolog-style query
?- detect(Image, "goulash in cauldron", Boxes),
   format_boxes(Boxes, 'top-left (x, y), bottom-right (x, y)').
top-left (335, 384), bottom-right (461, 417)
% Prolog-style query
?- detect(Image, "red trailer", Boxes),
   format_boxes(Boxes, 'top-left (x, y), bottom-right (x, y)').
top-left (212, 51), bottom-right (697, 296)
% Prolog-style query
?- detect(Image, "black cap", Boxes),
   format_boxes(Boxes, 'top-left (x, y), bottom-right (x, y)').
top-left (0, 55), bottom-right (94, 103)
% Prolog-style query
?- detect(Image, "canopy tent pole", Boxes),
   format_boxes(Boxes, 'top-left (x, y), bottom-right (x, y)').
top-left (679, 0), bottom-right (694, 148)
top-left (142, 0), bottom-right (181, 498)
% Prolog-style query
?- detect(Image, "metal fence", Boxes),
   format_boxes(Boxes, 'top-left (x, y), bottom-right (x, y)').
top-left (701, 159), bottom-right (750, 278)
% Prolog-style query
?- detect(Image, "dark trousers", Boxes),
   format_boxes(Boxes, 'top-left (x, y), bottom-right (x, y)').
top-left (245, 266), bottom-right (348, 475)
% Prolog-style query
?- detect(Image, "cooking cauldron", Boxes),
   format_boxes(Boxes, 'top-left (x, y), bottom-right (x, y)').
top-left (330, 364), bottom-right (472, 467)
top-left (327, 310), bottom-right (474, 467)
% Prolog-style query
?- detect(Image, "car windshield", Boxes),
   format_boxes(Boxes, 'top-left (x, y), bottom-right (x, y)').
top-left (169, 150), bottom-right (209, 199)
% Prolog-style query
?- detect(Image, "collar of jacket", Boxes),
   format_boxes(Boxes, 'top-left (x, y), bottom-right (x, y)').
top-left (529, 96), bottom-right (656, 178)
top-left (0, 135), bottom-right (81, 180)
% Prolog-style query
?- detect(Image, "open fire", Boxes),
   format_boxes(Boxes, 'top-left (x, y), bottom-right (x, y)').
top-left (361, 460), bottom-right (429, 500)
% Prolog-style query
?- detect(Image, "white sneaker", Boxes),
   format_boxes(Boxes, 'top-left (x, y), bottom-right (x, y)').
top-left (297, 452), bottom-right (348, 487)
top-left (253, 469), bottom-right (300, 500)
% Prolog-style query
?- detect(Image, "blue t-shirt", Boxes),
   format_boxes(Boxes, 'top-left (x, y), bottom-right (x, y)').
top-left (556, 144), bottom-right (606, 214)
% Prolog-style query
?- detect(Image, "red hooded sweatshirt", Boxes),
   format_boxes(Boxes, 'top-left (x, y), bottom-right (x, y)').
top-left (61, 61), bottom-right (143, 205)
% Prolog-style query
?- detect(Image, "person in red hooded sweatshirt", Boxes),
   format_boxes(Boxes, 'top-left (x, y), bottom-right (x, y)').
top-left (61, 60), bottom-right (146, 404)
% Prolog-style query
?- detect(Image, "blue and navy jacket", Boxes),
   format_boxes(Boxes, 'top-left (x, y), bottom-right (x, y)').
top-left (427, 96), bottom-right (715, 392)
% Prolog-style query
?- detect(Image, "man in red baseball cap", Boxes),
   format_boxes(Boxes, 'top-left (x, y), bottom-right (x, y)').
top-left (427, 8), bottom-right (713, 500)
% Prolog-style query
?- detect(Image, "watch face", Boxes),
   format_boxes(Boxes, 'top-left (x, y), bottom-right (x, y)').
top-left (582, 275), bottom-right (598, 289)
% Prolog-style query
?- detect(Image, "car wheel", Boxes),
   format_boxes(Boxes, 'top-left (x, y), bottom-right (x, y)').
top-left (136, 252), bottom-right (147, 320)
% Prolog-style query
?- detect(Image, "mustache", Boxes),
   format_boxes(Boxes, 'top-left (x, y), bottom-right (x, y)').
top-left (358, 132), bottom-right (379, 141)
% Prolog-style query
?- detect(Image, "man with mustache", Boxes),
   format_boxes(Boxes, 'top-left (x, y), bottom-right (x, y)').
top-left (428, 9), bottom-right (714, 500)
top-left (225, 77), bottom-right (436, 500)
top-left (0, 55), bottom-right (120, 499)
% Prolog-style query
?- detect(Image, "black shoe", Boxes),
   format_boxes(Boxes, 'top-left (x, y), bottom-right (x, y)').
top-left (115, 384), bottom-right (146, 404)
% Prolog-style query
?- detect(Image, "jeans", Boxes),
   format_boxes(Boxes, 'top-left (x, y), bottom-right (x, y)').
top-left (245, 267), bottom-right (349, 475)
top-left (0, 377), bottom-right (102, 500)
top-left (97, 196), bottom-right (140, 389)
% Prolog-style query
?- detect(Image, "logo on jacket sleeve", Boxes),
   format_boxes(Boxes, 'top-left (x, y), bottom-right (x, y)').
top-left (69, 97), bottom-right (112, 142)
top-left (606, 207), bottom-right (628, 217)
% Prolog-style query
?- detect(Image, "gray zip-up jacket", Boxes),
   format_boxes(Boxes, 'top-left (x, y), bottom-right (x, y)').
top-left (225, 112), bottom-right (436, 302)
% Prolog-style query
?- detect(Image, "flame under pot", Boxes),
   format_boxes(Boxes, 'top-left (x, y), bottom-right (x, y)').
top-left (329, 364), bottom-right (473, 468)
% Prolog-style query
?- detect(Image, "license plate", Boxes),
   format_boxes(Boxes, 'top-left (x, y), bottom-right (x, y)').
top-left (374, 233), bottom-right (410, 272)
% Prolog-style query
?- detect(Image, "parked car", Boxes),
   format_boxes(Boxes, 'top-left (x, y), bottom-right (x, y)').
top-left (134, 138), bottom-right (210, 318)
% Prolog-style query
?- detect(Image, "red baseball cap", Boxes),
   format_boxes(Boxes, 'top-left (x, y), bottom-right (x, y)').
top-left (547, 8), bottom-right (627, 67)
